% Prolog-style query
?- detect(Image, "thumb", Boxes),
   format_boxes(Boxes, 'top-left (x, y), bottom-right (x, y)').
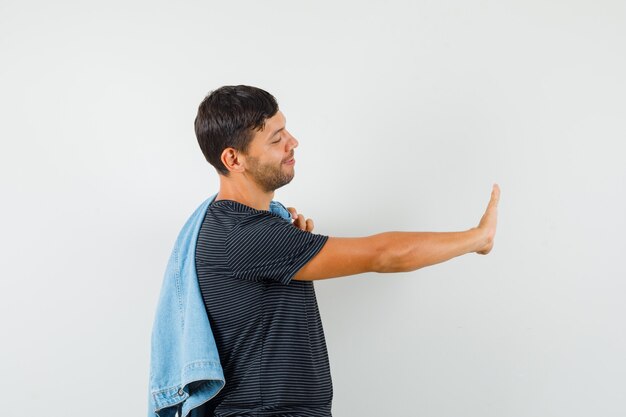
top-left (286, 207), bottom-right (298, 220)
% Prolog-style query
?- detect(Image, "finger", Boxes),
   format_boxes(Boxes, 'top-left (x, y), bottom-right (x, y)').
top-left (305, 218), bottom-right (314, 232)
top-left (286, 207), bottom-right (298, 220)
top-left (492, 183), bottom-right (500, 202)
top-left (296, 214), bottom-right (306, 230)
top-left (488, 184), bottom-right (500, 209)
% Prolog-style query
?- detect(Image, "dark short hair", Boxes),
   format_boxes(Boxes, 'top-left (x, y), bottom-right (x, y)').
top-left (194, 85), bottom-right (279, 176)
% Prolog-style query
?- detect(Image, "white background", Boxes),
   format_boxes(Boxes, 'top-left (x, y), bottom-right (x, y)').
top-left (1, 1), bottom-right (625, 416)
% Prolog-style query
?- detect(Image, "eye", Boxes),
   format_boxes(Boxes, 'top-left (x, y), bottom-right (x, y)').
top-left (272, 137), bottom-right (281, 144)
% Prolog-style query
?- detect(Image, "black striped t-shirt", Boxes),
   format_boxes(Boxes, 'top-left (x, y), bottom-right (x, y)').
top-left (195, 199), bottom-right (333, 417)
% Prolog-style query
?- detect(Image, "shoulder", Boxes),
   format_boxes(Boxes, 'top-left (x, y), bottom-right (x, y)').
top-left (232, 210), bottom-right (291, 230)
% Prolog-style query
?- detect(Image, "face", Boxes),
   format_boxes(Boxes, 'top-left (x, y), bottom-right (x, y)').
top-left (242, 110), bottom-right (299, 192)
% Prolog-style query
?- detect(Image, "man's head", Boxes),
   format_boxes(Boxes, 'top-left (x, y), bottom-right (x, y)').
top-left (194, 85), bottom-right (298, 192)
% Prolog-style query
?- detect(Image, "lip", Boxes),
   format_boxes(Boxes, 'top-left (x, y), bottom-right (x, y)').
top-left (284, 158), bottom-right (295, 165)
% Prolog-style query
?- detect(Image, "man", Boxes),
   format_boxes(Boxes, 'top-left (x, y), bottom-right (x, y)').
top-left (193, 85), bottom-right (500, 416)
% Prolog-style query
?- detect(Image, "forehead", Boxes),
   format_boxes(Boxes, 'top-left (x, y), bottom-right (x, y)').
top-left (262, 110), bottom-right (285, 131)
top-left (250, 110), bottom-right (285, 145)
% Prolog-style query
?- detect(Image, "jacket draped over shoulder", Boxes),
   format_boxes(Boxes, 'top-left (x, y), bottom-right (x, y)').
top-left (147, 193), bottom-right (292, 417)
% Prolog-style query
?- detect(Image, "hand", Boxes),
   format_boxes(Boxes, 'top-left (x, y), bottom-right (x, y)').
top-left (286, 207), bottom-right (315, 232)
top-left (475, 183), bottom-right (500, 255)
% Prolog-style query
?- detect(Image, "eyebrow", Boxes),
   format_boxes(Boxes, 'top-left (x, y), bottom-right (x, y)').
top-left (268, 126), bottom-right (285, 141)
top-left (267, 116), bottom-right (287, 141)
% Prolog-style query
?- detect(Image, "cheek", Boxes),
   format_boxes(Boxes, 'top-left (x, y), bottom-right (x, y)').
top-left (270, 151), bottom-right (286, 163)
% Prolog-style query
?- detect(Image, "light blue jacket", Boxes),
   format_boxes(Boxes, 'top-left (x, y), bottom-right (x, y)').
top-left (147, 193), bottom-right (293, 417)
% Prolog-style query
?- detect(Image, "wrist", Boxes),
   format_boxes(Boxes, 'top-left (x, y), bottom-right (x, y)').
top-left (467, 227), bottom-right (487, 253)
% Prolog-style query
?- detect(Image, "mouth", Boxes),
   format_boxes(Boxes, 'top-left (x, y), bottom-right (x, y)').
top-left (284, 157), bottom-right (295, 165)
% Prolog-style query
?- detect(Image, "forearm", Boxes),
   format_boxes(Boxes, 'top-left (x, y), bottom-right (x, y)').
top-left (375, 228), bottom-right (485, 273)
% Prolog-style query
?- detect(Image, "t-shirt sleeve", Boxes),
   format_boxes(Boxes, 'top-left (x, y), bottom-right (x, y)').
top-left (225, 211), bottom-right (329, 285)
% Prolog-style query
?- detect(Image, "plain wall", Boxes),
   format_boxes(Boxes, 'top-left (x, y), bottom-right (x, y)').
top-left (1, 0), bottom-right (624, 415)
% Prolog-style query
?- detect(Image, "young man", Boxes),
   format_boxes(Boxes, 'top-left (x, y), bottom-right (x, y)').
top-left (193, 85), bottom-right (500, 416)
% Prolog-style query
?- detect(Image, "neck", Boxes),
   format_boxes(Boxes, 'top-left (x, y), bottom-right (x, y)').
top-left (215, 175), bottom-right (274, 211)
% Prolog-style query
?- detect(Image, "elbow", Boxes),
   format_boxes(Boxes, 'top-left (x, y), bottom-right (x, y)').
top-left (371, 233), bottom-right (410, 273)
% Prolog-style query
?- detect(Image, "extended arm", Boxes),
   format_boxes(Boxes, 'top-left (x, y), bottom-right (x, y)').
top-left (373, 228), bottom-right (486, 273)
top-left (293, 184), bottom-right (500, 281)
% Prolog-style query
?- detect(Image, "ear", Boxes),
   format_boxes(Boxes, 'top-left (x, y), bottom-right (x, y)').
top-left (220, 147), bottom-right (246, 174)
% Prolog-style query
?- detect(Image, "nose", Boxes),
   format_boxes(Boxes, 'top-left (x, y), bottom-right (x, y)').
top-left (288, 132), bottom-right (299, 150)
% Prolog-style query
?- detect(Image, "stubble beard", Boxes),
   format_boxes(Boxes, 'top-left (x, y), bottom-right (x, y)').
top-left (246, 156), bottom-right (294, 193)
